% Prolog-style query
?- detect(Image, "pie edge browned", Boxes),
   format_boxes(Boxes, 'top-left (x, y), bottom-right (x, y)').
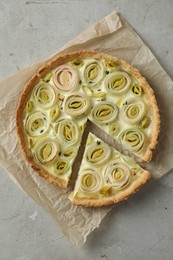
top-left (68, 169), bottom-right (151, 207)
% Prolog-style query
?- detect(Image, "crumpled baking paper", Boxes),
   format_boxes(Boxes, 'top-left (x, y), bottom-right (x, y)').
top-left (0, 12), bottom-right (173, 247)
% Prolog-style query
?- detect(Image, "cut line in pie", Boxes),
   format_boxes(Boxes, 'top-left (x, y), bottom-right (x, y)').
top-left (16, 50), bottom-right (160, 205)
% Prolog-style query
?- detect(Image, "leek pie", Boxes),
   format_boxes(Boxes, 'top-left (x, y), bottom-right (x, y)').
top-left (16, 50), bottom-right (160, 202)
top-left (69, 133), bottom-right (150, 206)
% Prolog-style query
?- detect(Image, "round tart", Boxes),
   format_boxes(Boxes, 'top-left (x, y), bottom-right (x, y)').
top-left (16, 50), bottom-right (160, 202)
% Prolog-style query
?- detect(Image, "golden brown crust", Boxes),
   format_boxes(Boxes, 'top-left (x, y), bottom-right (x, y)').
top-left (16, 50), bottom-right (160, 192)
top-left (68, 170), bottom-right (151, 207)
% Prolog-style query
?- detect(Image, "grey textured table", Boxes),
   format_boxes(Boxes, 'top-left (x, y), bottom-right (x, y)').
top-left (0, 1), bottom-right (173, 259)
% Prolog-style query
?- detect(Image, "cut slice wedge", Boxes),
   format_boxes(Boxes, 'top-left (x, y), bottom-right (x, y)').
top-left (69, 133), bottom-right (151, 207)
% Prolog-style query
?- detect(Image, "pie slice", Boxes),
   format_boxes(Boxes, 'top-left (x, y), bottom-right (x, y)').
top-left (69, 133), bottom-right (151, 207)
top-left (16, 50), bottom-right (160, 190)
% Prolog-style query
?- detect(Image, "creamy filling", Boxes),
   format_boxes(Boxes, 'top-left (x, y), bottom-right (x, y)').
top-left (23, 57), bottom-right (153, 184)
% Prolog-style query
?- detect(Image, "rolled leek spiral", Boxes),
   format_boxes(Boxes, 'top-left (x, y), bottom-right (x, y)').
top-left (42, 71), bottom-right (52, 83)
top-left (121, 98), bottom-right (146, 124)
top-left (140, 116), bottom-right (150, 129)
top-left (33, 82), bottom-right (56, 108)
top-left (105, 59), bottom-right (119, 71)
top-left (64, 93), bottom-right (90, 117)
top-left (91, 101), bottom-right (118, 124)
top-left (53, 65), bottom-right (79, 92)
top-left (105, 71), bottom-right (131, 95)
top-left (78, 168), bottom-right (103, 194)
top-left (84, 60), bottom-right (104, 86)
top-left (50, 106), bottom-right (60, 122)
top-left (54, 159), bottom-right (69, 175)
top-left (82, 85), bottom-right (93, 97)
top-left (35, 138), bottom-right (59, 164)
top-left (109, 123), bottom-right (120, 136)
top-left (131, 83), bottom-right (143, 96)
top-left (120, 128), bottom-right (146, 154)
top-left (82, 85), bottom-right (106, 99)
top-left (63, 147), bottom-right (77, 158)
top-left (71, 59), bottom-right (83, 68)
top-left (104, 160), bottom-right (131, 189)
top-left (86, 143), bottom-right (111, 166)
top-left (25, 100), bottom-right (34, 113)
top-left (25, 112), bottom-right (49, 137)
top-left (56, 119), bottom-right (80, 145)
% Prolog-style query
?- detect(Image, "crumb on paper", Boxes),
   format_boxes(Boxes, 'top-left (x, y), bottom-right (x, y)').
top-left (29, 211), bottom-right (38, 220)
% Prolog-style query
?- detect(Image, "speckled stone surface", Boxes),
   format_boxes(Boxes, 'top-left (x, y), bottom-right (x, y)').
top-left (0, 1), bottom-right (173, 259)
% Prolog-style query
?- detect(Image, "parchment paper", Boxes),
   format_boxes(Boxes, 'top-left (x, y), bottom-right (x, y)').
top-left (0, 12), bottom-right (173, 247)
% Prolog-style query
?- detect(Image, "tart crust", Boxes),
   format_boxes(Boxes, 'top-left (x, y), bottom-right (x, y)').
top-left (69, 169), bottom-right (151, 207)
top-left (16, 50), bottom-right (160, 191)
